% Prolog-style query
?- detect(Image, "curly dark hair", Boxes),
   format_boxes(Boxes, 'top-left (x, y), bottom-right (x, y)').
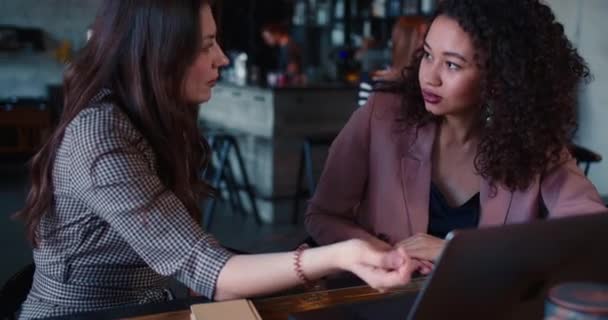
top-left (398, 0), bottom-right (591, 191)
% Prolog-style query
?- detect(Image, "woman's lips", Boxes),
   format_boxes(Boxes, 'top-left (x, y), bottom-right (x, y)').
top-left (422, 90), bottom-right (442, 104)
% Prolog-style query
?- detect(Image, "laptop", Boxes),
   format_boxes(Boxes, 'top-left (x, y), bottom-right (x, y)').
top-left (290, 212), bottom-right (608, 320)
top-left (408, 212), bottom-right (608, 319)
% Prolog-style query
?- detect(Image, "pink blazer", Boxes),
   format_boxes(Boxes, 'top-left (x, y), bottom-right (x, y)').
top-left (305, 92), bottom-right (606, 245)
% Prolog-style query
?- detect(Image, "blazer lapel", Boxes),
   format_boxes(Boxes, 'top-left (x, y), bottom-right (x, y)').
top-left (479, 179), bottom-right (513, 226)
top-left (398, 121), bottom-right (513, 233)
top-left (400, 123), bottom-right (435, 236)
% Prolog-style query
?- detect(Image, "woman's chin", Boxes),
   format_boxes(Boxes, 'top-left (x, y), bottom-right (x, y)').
top-left (193, 91), bottom-right (211, 104)
top-left (424, 103), bottom-right (445, 116)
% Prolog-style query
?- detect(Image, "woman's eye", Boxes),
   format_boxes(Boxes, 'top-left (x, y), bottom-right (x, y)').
top-left (201, 44), bottom-right (213, 53)
top-left (446, 61), bottom-right (461, 70)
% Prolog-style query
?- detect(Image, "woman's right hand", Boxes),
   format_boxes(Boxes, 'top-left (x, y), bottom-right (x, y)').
top-left (336, 239), bottom-right (422, 292)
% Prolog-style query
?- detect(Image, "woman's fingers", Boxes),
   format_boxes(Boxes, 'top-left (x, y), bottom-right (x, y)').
top-left (352, 258), bottom-right (417, 291)
top-left (356, 240), bottom-right (406, 270)
top-left (416, 259), bottom-right (435, 275)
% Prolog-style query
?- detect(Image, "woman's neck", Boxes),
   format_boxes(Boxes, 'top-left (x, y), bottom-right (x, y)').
top-left (440, 111), bottom-right (480, 146)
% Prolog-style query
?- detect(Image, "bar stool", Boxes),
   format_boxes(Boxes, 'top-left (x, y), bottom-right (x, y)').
top-left (292, 133), bottom-right (337, 224)
top-left (202, 132), bottom-right (262, 230)
top-left (292, 86), bottom-right (363, 224)
top-left (569, 144), bottom-right (602, 176)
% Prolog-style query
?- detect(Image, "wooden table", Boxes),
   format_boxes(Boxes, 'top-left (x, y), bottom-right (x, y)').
top-left (128, 277), bottom-right (426, 320)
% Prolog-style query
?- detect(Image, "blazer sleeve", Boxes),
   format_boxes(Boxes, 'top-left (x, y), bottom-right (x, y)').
top-left (67, 106), bottom-right (233, 299)
top-left (304, 95), bottom-right (380, 245)
top-left (541, 150), bottom-right (606, 217)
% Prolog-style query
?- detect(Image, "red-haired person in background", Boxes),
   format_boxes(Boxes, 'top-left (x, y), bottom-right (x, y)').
top-left (261, 23), bottom-right (305, 85)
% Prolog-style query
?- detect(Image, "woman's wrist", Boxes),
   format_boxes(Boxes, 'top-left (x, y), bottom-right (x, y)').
top-left (294, 243), bottom-right (345, 288)
top-left (293, 244), bottom-right (316, 288)
top-left (332, 239), bottom-right (360, 272)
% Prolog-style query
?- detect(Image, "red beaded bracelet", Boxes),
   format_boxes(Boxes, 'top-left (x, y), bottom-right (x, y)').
top-left (293, 243), bottom-right (316, 289)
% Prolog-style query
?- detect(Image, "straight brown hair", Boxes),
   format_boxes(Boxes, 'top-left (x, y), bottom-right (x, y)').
top-left (15, 0), bottom-right (215, 245)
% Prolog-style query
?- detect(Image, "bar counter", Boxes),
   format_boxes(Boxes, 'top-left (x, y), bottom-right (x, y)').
top-left (198, 83), bottom-right (358, 223)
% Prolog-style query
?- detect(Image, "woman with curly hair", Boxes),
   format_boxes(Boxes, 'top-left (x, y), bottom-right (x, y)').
top-left (305, 0), bottom-right (606, 268)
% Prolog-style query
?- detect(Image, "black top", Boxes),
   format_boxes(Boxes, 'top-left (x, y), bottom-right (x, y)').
top-left (427, 182), bottom-right (481, 239)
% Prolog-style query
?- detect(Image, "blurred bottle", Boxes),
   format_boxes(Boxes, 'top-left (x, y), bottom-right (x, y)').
top-left (387, 0), bottom-right (401, 17)
top-left (266, 72), bottom-right (278, 87)
top-left (54, 40), bottom-right (72, 63)
top-left (372, 0), bottom-right (386, 17)
top-left (234, 53), bottom-right (248, 86)
top-left (402, 0), bottom-right (418, 15)
top-left (248, 65), bottom-right (261, 85)
top-left (334, 0), bottom-right (345, 19)
top-left (293, 0), bottom-right (307, 26)
top-left (420, 0), bottom-right (436, 15)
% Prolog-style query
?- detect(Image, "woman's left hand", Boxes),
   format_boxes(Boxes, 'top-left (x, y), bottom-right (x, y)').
top-left (395, 233), bottom-right (446, 262)
top-left (337, 239), bottom-right (421, 292)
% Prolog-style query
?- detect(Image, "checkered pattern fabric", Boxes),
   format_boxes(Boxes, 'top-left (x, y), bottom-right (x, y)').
top-left (19, 90), bottom-right (233, 319)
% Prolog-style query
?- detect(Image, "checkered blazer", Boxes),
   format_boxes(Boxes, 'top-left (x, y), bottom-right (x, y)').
top-left (19, 90), bottom-right (233, 319)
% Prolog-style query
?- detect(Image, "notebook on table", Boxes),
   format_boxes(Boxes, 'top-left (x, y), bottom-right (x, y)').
top-left (191, 299), bottom-right (261, 320)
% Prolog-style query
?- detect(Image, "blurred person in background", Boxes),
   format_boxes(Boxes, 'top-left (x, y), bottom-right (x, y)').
top-left (359, 16), bottom-right (428, 106)
top-left (261, 23), bottom-right (305, 85)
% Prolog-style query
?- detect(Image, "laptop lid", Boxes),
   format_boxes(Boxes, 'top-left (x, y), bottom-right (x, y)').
top-left (408, 212), bottom-right (608, 320)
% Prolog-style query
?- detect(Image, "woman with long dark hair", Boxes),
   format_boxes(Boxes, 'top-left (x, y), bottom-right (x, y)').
top-left (306, 0), bottom-right (605, 267)
top-left (15, 1), bottom-right (420, 318)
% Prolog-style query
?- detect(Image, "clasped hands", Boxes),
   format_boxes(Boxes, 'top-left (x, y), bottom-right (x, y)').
top-left (340, 234), bottom-right (444, 292)
top-left (393, 233), bottom-right (445, 274)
